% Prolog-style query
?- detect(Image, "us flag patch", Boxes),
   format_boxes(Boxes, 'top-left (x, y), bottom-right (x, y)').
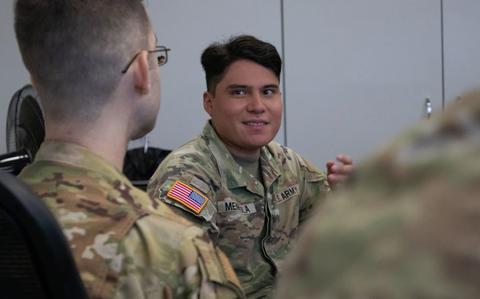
top-left (167, 181), bottom-right (209, 214)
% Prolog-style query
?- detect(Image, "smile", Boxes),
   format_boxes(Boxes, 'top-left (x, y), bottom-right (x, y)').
top-left (243, 120), bottom-right (269, 127)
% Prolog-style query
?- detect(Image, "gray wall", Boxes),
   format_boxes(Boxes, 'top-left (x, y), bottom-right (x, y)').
top-left (284, 0), bottom-right (443, 166)
top-left (1, 0), bottom-right (480, 169)
top-left (0, 0), bottom-right (29, 154)
top-left (444, 0), bottom-right (480, 102)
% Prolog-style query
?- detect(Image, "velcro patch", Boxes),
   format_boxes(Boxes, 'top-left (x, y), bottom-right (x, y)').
top-left (217, 198), bottom-right (256, 215)
top-left (167, 181), bottom-right (209, 214)
top-left (274, 184), bottom-right (300, 204)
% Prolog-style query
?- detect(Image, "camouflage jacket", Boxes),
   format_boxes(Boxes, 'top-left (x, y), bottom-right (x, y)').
top-left (148, 122), bottom-right (330, 297)
top-left (274, 94), bottom-right (480, 299)
top-left (19, 141), bottom-right (244, 299)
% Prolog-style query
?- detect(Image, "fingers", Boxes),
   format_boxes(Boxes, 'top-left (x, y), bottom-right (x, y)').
top-left (329, 163), bottom-right (354, 175)
top-left (326, 160), bottom-right (335, 172)
top-left (328, 155), bottom-right (354, 174)
top-left (327, 154), bottom-right (354, 188)
top-left (327, 173), bottom-right (350, 185)
top-left (336, 154), bottom-right (353, 165)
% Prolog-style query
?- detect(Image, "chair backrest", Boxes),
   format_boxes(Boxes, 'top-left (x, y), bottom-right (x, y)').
top-left (0, 170), bottom-right (89, 299)
top-left (123, 147), bottom-right (171, 190)
top-left (0, 150), bottom-right (31, 175)
top-left (6, 84), bottom-right (45, 155)
top-left (1, 84), bottom-right (45, 175)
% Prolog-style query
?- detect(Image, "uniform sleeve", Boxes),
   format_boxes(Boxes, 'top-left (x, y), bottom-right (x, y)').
top-left (112, 215), bottom-right (244, 299)
top-left (147, 156), bottom-right (220, 239)
top-left (297, 155), bottom-right (330, 225)
top-left (181, 227), bottom-right (245, 299)
top-left (111, 215), bottom-right (182, 299)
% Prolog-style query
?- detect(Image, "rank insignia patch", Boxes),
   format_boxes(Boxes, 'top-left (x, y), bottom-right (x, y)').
top-left (167, 181), bottom-right (209, 214)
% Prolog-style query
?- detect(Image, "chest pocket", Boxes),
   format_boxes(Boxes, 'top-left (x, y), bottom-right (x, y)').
top-left (215, 192), bottom-right (265, 262)
top-left (264, 182), bottom-right (302, 260)
top-left (216, 195), bottom-right (265, 236)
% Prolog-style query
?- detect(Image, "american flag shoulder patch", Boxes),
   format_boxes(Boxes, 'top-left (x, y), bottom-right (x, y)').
top-left (166, 180), bottom-right (209, 214)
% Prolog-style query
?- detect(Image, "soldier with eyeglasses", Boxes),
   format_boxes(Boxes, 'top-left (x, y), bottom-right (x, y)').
top-left (14, 0), bottom-right (244, 298)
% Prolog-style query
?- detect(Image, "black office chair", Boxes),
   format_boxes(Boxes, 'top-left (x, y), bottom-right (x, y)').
top-left (123, 146), bottom-right (171, 190)
top-left (0, 170), bottom-right (89, 299)
top-left (0, 84), bottom-right (45, 175)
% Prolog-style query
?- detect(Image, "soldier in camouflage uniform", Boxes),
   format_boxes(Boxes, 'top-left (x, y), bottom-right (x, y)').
top-left (147, 35), bottom-right (353, 297)
top-left (14, 1), bottom-right (244, 298)
top-left (274, 92), bottom-right (480, 299)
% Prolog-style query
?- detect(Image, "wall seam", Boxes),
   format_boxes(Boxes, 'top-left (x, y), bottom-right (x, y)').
top-left (280, 0), bottom-right (288, 146)
top-left (440, 0), bottom-right (446, 108)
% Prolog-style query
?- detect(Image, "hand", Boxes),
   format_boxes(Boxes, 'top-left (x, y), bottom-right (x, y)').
top-left (326, 154), bottom-right (354, 188)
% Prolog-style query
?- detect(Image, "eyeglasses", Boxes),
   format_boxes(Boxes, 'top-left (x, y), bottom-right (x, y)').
top-left (121, 46), bottom-right (171, 74)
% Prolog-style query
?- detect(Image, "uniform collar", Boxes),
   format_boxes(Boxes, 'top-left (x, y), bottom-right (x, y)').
top-left (34, 140), bottom-right (125, 181)
top-left (202, 121), bottom-right (281, 194)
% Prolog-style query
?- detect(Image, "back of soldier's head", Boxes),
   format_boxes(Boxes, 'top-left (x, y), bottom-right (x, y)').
top-left (275, 91), bottom-right (480, 299)
top-left (14, 0), bottom-right (151, 123)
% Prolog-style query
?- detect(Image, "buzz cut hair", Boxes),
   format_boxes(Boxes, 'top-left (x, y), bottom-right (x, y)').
top-left (14, 0), bottom-right (151, 122)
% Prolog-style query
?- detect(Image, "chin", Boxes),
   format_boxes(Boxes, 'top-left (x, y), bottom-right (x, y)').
top-left (249, 138), bottom-right (273, 148)
top-left (259, 133), bottom-right (276, 144)
top-left (131, 122), bottom-right (156, 140)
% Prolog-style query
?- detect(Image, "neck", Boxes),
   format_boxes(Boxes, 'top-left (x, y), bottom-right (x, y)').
top-left (224, 143), bottom-right (261, 162)
top-left (209, 121), bottom-right (261, 161)
top-left (45, 118), bottom-right (129, 170)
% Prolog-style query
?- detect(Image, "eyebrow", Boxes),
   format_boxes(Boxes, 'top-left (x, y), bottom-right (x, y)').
top-left (227, 84), bottom-right (248, 89)
top-left (263, 84), bottom-right (279, 89)
top-left (227, 84), bottom-right (279, 89)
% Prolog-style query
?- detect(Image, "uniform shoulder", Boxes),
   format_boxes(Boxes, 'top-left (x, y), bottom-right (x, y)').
top-left (276, 159), bottom-right (480, 299)
top-left (19, 161), bottom-right (156, 246)
top-left (267, 141), bottom-right (308, 163)
top-left (133, 208), bottom-right (205, 248)
top-left (149, 135), bottom-right (219, 193)
top-left (266, 141), bottom-right (324, 175)
top-left (165, 135), bottom-right (210, 160)
top-left (148, 201), bottom-right (203, 229)
top-left (154, 136), bottom-right (216, 175)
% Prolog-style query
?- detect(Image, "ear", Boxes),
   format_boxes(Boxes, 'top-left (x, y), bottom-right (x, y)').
top-left (133, 51), bottom-right (150, 94)
top-left (203, 91), bottom-right (214, 116)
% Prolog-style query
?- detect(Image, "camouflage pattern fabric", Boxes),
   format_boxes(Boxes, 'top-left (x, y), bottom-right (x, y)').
top-left (19, 141), bottom-right (244, 299)
top-left (148, 121), bottom-right (330, 297)
top-left (274, 93), bottom-right (480, 299)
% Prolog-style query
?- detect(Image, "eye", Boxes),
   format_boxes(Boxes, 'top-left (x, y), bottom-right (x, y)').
top-left (157, 54), bottom-right (166, 65)
top-left (230, 88), bottom-right (247, 96)
top-left (263, 87), bottom-right (278, 96)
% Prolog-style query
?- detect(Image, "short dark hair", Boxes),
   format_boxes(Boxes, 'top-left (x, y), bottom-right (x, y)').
top-left (201, 35), bottom-right (282, 94)
top-left (14, 0), bottom-right (150, 122)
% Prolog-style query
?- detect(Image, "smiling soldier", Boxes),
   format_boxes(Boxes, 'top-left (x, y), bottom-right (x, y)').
top-left (148, 35), bottom-right (354, 298)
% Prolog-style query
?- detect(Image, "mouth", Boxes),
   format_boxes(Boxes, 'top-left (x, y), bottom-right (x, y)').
top-left (242, 120), bottom-right (269, 127)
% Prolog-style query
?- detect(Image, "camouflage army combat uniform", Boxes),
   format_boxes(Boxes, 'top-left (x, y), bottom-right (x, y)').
top-left (19, 141), bottom-right (244, 299)
top-left (274, 94), bottom-right (480, 299)
top-left (148, 122), bottom-right (330, 297)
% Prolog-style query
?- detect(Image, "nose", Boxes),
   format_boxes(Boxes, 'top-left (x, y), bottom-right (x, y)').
top-left (247, 92), bottom-right (266, 114)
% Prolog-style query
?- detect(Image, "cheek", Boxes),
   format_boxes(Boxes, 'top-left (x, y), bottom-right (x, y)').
top-left (211, 107), bottom-right (235, 129)
top-left (271, 101), bottom-right (283, 120)
top-left (216, 103), bottom-right (242, 118)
